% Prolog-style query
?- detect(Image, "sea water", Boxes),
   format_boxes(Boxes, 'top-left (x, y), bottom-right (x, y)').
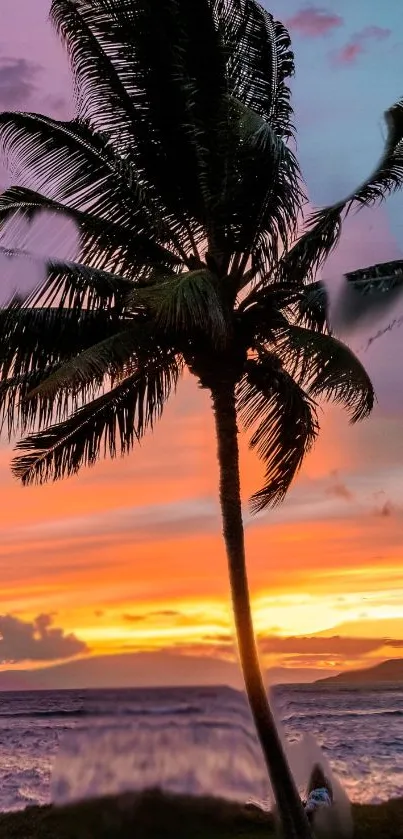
top-left (0, 684), bottom-right (401, 812)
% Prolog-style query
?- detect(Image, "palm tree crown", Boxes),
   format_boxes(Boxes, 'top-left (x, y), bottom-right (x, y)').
top-left (1, 0), bottom-right (401, 500)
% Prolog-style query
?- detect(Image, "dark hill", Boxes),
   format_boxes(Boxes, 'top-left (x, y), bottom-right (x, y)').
top-left (315, 658), bottom-right (403, 685)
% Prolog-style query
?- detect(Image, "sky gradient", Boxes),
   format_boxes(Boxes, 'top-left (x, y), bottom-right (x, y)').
top-left (1, 0), bottom-right (403, 684)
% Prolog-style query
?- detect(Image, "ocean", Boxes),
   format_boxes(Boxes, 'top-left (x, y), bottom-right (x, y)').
top-left (0, 684), bottom-right (401, 812)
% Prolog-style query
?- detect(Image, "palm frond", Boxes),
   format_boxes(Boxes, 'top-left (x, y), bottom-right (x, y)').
top-left (274, 325), bottom-right (374, 422)
top-left (235, 100), bottom-right (284, 158)
top-left (0, 367), bottom-right (65, 438)
top-left (0, 246), bottom-right (136, 312)
top-left (343, 99), bottom-right (403, 206)
top-left (280, 98), bottom-right (403, 286)
top-left (130, 269), bottom-right (228, 346)
top-left (237, 355), bottom-right (318, 510)
top-left (0, 112), bottom-right (189, 264)
top-left (0, 302), bottom-right (124, 382)
top-left (30, 259), bottom-right (135, 311)
top-left (0, 301), bottom-right (110, 437)
top-left (0, 0), bottom-right (386, 503)
top-left (296, 280), bottom-right (329, 332)
top-left (231, 101), bottom-right (304, 273)
top-left (214, 0), bottom-right (295, 137)
top-left (50, 0), bottom-right (142, 152)
top-left (25, 325), bottom-right (164, 404)
top-left (12, 352), bottom-right (182, 484)
top-left (236, 286), bottom-right (290, 348)
top-left (279, 207), bottom-right (343, 286)
top-left (0, 111), bottom-right (130, 215)
top-left (0, 186), bottom-right (181, 277)
top-left (52, 0), bottom-right (228, 239)
top-left (241, 277), bottom-right (329, 335)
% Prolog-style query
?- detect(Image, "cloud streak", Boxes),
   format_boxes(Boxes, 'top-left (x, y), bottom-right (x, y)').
top-left (130, 631), bottom-right (403, 672)
top-left (0, 497), bottom-right (219, 549)
top-left (286, 6), bottom-right (343, 38)
top-left (332, 25), bottom-right (391, 66)
top-left (123, 610), bottom-right (182, 623)
top-left (258, 634), bottom-right (403, 657)
top-left (0, 57), bottom-right (39, 108)
top-left (325, 472), bottom-right (354, 502)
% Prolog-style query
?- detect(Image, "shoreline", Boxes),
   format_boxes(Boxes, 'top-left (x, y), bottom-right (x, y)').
top-left (2, 788), bottom-right (402, 817)
top-left (0, 791), bottom-right (402, 839)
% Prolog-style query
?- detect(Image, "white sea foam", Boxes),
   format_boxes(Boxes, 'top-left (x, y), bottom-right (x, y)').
top-left (0, 685), bottom-right (401, 812)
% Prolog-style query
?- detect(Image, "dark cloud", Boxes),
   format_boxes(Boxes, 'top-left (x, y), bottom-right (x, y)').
top-left (123, 610), bottom-right (181, 623)
top-left (122, 611), bottom-right (229, 630)
top-left (122, 615), bottom-right (144, 624)
top-left (326, 472), bottom-right (354, 501)
top-left (370, 493), bottom-right (402, 518)
top-left (332, 25), bottom-right (391, 66)
top-left (123, 641), bottom-right (237, 661)
top-left (202, 633), bottom-right (232, 644)
top-left (0, 57), bottom-right (40, 108)
top-left (257, 634), bottom-right (403, 657)
top-left (375, 500), bottom-right (398, 518)
top-left (0, 614), bottom-right (88, 664)
top-left (44, 93), bottom-right (68, 112)
top-left (39, 93), bottom-right (72, 120)
top-left (327, 483), bottom-right (353, 501)
top-left (286, 6), bottom-right (343, 38)
top-left (379, 500), bottom-right (394, 517)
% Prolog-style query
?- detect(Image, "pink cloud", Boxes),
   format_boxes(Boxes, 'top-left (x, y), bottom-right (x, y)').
top-left (336, 42), bottom-right (363, 65)
top-left (286, 6), bottom-right (343, 38)
top-left (333, 25), bottom-right (391, 66)
top-left (360, 25), bottom-right (392, 40)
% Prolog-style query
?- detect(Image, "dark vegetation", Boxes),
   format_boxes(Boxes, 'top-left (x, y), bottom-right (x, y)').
top-left (0, 791), bottom-right (402, 839)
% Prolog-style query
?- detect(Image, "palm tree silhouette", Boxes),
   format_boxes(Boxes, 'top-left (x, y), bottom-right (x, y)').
top-left (1, 2), bottom-right (403, 836)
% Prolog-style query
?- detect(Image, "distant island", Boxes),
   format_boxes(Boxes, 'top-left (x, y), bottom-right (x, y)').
top-left (315, 658), bottom-right (403, 685)
top-left (0, 654), bottom-right (402, 692)
top-left (0, 653), bottom-right (330, 692)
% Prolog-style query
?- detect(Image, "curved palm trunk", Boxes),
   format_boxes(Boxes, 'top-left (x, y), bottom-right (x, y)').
top-left (211, 383), bottom-right (312, 839)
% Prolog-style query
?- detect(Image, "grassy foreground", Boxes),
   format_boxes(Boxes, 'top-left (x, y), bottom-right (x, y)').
top-left (0, 790), bottom-right (402, 839)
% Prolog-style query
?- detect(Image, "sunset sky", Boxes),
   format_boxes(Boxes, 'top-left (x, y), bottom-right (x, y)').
top-left (1, 0), bottom-right (403, 685)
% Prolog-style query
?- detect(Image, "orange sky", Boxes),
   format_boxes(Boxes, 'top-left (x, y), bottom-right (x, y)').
top-left (1, 210), bottom-right (403, 681)
top-left (1, 330), bottom-right (403, 681)
top-left (1, 208), bottom-right (403, 686)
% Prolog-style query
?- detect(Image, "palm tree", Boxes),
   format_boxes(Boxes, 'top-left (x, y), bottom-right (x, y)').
top-left (0, 2), bottom-right (403, 836)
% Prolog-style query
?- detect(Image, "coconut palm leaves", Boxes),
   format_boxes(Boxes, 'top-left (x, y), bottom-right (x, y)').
top-left (280, 100), bottom-right (403, 287)
top-left (236, 322), bottom-right (373, 509)
top-left (13, 351), bottom-right (182, 484)
top-left (238, 355), bottom-right (319, 510)
top-left (0, 0), bottom-right (402, 507)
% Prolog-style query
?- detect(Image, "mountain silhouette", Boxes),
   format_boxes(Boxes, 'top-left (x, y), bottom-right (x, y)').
top-left (316, 658), bottom-right (403, 685)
